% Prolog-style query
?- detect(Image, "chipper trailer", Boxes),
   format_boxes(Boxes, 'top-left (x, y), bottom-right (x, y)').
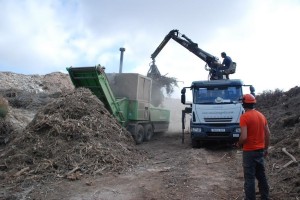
top-left (66, 65), bottom-right (170, 144)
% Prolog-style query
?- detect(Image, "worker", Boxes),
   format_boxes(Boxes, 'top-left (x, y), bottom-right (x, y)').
top-left (217, 52), bottom-right (232, 79)
top-left (237, 94), bottom-right (270, 200)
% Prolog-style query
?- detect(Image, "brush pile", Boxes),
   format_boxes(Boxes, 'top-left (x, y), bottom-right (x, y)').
top-left (256, 87), bottom-right (300, 198)
top-left (0, 88), bottom-right (147, 185)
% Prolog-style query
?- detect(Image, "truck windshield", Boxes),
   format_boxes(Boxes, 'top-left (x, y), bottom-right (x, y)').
top-left (194, 86), bottom-right (242, 104)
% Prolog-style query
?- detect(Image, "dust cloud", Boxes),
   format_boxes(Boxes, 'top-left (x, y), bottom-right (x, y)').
top-left (162, 97), bottom-right (191, 133)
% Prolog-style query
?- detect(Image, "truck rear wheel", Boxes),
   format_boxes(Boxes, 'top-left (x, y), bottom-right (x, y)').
top-left (144, 124), bottom-right (153, 142)
top-left (134, 124), bottom-right (144, 145)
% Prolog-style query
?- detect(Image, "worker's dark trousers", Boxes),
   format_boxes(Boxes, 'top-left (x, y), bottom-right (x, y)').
top-left (243, 150), bottom-right (269, 200)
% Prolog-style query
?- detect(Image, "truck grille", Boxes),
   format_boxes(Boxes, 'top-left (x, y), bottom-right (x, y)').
top-left (204, 118), bottom-right (232, 122)
top-left (207, 132), bottom-right (230, 137)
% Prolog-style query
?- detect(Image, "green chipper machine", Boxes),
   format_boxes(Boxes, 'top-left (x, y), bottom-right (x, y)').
top-left (66, 65), bottom-right (170, 144)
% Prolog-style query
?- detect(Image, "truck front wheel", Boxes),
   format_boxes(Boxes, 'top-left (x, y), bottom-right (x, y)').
top-left (191, 138), bottom-right (201, 148)
top-left (134, 124), bottom-right (144, 145)
top-left (144, 124), bottom-right (153, 142)
top-left (192, 139), bottom-right (204, 148)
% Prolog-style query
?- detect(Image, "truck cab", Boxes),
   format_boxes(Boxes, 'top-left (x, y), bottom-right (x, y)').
top-left (181, 79), bottom-right (255, 147)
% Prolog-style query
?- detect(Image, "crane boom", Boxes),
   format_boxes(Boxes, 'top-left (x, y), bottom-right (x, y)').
top-left (151, 29), bottom-right (220, 69)
top-left (148, 29), bottom-right (234, 80)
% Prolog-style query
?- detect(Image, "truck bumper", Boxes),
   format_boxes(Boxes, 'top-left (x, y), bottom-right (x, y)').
top-left (190, 124), bottom-right (240, 142)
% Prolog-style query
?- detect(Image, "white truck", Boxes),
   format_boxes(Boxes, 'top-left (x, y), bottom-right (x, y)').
top-left (181, 79), bottom-right (255, 147)
top-left (150, 29), bottom-right (255, 147)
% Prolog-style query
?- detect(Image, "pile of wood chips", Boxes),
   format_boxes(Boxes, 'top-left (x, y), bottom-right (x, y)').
top-left (0, 88), bottom-right (147, 184)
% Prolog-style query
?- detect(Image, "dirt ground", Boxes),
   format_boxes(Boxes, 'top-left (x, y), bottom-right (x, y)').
top-left (0, 72), bottom-right (299, 200)
top-left (18, 133), bottom-right (245, 200)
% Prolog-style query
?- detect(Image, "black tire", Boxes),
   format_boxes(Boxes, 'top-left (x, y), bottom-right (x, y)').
top-left (144, 124), bottom-right (153, 142)
top-left (134, 124), bottom-right (144, 145)
top-left (191, 138), bottom-right (199, 148)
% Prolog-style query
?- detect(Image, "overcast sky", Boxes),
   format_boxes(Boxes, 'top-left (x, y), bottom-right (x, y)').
top-left (1, 0), bottom-right (299, 98)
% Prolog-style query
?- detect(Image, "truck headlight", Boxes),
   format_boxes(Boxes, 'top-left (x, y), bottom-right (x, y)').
top-left (192, 127), bottom-right (202, 132)
top-left (235, 128), bottom-right (241, 132)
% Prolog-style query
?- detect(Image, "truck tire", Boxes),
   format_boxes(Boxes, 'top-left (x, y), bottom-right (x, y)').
top-left (191, 138), bottom-right (199, 148)
top-left (144, 124), bottom-right (153, 142)
top-left (134, 124), bottom-right (144, 145)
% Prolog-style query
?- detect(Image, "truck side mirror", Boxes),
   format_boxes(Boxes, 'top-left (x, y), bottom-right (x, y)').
top-left (181, 88), bottom-right (186, 104)
top-left (181, 88), bottom-right (186, 94)
top-left (250, 85), bottom-right (255, 96)
top-left (181, 94), bottom-right (186, 104)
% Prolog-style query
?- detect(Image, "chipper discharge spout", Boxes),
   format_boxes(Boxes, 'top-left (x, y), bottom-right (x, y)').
top-left (67, 65), bottom-right (125, 125)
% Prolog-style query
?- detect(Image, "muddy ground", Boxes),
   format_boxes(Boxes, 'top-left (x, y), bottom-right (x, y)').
top-left (0, 72), bottom-right (299, 200)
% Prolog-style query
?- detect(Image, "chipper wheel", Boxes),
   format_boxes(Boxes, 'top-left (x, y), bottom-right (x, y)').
top-left (134, 124), bottom-right (144, 145)
top-left (143, 124), bottom-right (154, 142)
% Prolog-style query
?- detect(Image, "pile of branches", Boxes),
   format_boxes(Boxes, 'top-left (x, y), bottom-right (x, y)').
top-left (147, 63), bottom-right (178, 106)
top-left (151, 77), bottom-right (178, 107)
top-left (0, 118), bottom-right (13, 145)
top-left (0, 88), bottom-right (147, 185)
top-left (256, 87), bottom-right (300, 198)
top-left (153, 75), bottom-right (178, 95)
top-left (0, 89), bottom-right (58, 110)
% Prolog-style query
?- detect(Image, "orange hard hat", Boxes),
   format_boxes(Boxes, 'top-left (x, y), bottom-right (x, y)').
top-left (242, 94), bottom-right (256, 104)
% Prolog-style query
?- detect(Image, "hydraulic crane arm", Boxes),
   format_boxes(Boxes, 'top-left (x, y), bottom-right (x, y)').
top-left (150, 29), bottom-right (220, 69)
top-left (147, 29), bottom-right (235, 81)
